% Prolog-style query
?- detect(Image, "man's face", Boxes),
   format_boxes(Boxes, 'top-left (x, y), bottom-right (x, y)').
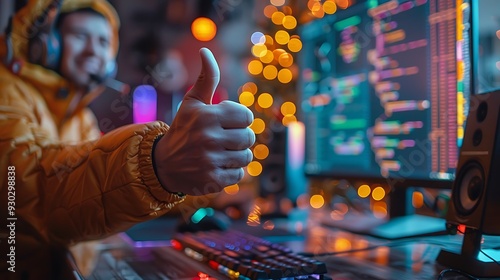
top-left (59, 11), bottom-right (112, 90)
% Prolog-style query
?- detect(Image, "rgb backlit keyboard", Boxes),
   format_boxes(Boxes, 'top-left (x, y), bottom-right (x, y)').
top-left (171, 229), bottom-right (330, 280)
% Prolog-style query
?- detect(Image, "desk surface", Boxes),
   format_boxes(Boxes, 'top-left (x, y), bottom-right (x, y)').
top-left (79, 209), bottom-right (500, 280)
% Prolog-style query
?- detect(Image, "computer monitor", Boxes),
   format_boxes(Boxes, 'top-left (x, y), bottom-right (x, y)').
top-left (298, 0), bottom-right (471, 239)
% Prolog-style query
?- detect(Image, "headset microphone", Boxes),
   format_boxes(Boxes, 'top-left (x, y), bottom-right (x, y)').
top-left (89, 60), bottom-right (130, 94)
top-left (89, 74), bottom-right (130, 95)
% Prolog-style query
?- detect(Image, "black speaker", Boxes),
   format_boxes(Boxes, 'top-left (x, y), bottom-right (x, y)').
top-left (446, 91), bottom-right (500, 234)
top-left (437, 91), bottom-right (500, 277)
top-left (259, 129), bottom-right (286, 197)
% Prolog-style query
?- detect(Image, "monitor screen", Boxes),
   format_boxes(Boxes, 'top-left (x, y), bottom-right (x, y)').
top-left (299, 0), bottom-right (470, 189)
top-left (474, 0), bottom-right (500, 94)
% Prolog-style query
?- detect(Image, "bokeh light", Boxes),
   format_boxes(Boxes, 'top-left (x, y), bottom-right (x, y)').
top-left (264, 35), bottom-right (274, 45)
top-left (278, 53), bottom-right (294, 67)
top-left (271, 11), bottom-right (285, 25)
top-left (311, 2), bottom-right (324, 18)
top-left (270, 0), bottom-right (286, 6)
top-left (252, 44), bottom-right (268, 57)
top-left (282, 5), bottom-right (293, 15)
top-left (282, 115), bottom-right (297, 126)
top-left (248, 60), bottom-right (263, 75)
top-left (278, 68), bottom-right (293, 83)
top-left (323, 0), bottom-right (338, 14)
top-left (275, 30), bottom-right (290, 45)
top-left (247, 161), bottom-right (263, 176)
top-left (334, 238), bottom-right (352, 251)
top-left (372, 186), bottom-right (386, 201)
top-left (288, 38), bottom-right (303, 52)
top-left (260, 50), bottom-right (274, 63)
top-left (310, 194), bottom-right (325, 209)
top-left (258, 93), bottom-right (274, 108)
top-left (242, 82), bottom-right (258, 94)
top-left (251, 32), bottom-right (265, 45)
top-left (297, 193), bottom-right (310, 209)
top-left (191, 17), bottom-right (217, 41)
top-left (373, 201), bottom-right (388, 219)
top-left (273, 49), bottom-right (286, 61)
top-left (264, 5), bottom-right (278, 18)
top-left (281, 101), bottom-right (296, 115)
top-left (224, 184), bottom-right (240, 195)
top-left (250, 118), bottom-right (266, 134)
top-left (357, 184), bottom-right (371, 198)
top-left (253, 144), bottom-right (270, 160)
top-left (282, 15), bottom-right (297, 29)
top-left (239, 91), bottom-right (255, 107)
top-left (412, 191), bottom-right (424, 208)
top-left (337, 0), bottom-right (351, 9)
top-left (263, 65), bottom-right (278, 80)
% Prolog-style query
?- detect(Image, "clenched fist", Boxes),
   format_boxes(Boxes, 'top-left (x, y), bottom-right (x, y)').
top-left (154, 48), bottom-right (255, 195)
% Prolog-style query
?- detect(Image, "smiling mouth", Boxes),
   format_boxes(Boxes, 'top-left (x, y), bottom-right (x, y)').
top-left (80, 59), bottom-right (101, 74)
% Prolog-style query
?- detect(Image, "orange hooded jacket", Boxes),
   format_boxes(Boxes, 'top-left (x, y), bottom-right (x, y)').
top-left (0, 0), bottom-right (185, 278)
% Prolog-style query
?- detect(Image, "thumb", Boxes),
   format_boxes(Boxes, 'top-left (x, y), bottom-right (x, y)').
top-left (184, 48), bottom-right (220, 104)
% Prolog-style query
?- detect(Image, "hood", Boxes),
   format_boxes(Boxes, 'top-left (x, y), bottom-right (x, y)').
top-left (9, 0), bottom-right (120, 61)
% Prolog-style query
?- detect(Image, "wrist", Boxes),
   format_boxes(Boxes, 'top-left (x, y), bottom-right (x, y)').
top-left (152, 134), bottom-right (185, 197)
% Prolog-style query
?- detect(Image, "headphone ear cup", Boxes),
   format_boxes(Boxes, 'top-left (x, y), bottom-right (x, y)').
top-left (27, 27), bottom-right (61, 71)
top-left (45, 29), bottom-right (61, 71)
top-left (27, 2), bottom-right (62, 71)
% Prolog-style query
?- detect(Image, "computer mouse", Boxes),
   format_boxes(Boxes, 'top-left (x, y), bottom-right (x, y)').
top-left (176, 208), bottom-right (231, 233)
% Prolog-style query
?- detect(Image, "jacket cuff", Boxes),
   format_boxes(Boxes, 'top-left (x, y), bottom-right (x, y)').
top-left (138, 122), bottom-right (186, 208)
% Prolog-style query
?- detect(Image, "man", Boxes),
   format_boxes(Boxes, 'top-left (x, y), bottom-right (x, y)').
top-left (0, 0), bottom-right (255, 278)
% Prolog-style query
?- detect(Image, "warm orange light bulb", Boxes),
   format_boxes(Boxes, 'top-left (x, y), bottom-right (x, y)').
top-left (191, 17), bottom-right (217, 42)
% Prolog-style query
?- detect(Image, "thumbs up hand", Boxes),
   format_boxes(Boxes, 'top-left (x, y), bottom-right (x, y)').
top-left (154, 48), bottom-right (255, 195)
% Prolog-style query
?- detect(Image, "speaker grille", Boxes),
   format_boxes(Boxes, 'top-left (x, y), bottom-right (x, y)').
top-left (453, 161), bottom-right (485, 216)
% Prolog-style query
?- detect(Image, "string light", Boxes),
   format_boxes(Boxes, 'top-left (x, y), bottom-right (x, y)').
top-left (242, 82), bottom-right (258, 94)
top-left (275, 30), bottom-right (290, 45)
top-left (263, 65), bottom-right (278, 80)
top-left (260, 50), bottom-right (274, 63)
top-left (247, 161), bottom-right (263, 176)
top-left (258, 93), bottom-right (274, 108)
top-left (281, 101), bottom-right (296, 115)
top-left (224, 184), bottom-right (240, 195)
top-left (288, 38), bottom-right (303, 52)
top-left (248, 60), bottom-right (263, 75)
top-left (253, 144), bottom-right (270, 160)
top-left (239, 91), bottom-right (255, 107)
top-left (264, 5), bottom-right (278, 18)
top-left (323, 0), bottom-right (338, 14)
top-left (278, 68), bottom-right (293, 83)
top-left (278, 53), bottom-right (294, 67)
top-left (252, 44), bottom-right (268, 57)
top-left (282, 15), bottom-right (297, 29)
top-left (250, 118), bottom-right (266, 134)
top-left (239, 1), bottom-right (356, 208)
top-left (271, 11), bottom-right (285, 25)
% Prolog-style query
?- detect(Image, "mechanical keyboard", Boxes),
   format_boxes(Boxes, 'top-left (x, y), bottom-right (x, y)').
top-left (171, 229), bottom-right (330, 280)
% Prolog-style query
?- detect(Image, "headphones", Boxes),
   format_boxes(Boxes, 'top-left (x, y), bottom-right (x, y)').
top-left (27, 0), bottom-right (63, 71)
